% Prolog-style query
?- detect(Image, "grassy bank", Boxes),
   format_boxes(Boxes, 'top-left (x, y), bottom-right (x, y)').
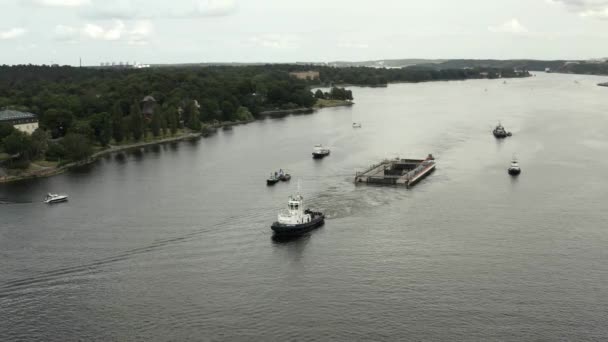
top-left (0, 131), bottom-right (201, 184)
top-left (313, 99), bottom-right (354, 109)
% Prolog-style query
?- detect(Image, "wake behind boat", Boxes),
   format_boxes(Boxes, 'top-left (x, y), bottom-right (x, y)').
top-left (44, 193), bottom-right (68, 204)
top-left (271, 193), bottom-right (324, 237)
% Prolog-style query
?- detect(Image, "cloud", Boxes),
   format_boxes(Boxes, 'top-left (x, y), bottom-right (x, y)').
top-left (0, 28), bottom-right (27, 40)
top-left (23, 0), bottom-right (90, 7)
top-left (488, 19), bottom-right (529, 34)
top-left (78, 0), bottom-right (237, 19)
top-left (338, 42), bottom-right (370, 49)
top-left (54, 20), bottom-right (152, 44)
top-left (127, 21), bottom-right (153, 45)
top-left (248, 34), bottom-right (299, 49)
top-left (549, 0), bottom-right (608, 19)
top-left (54, 25), bottom-right (79, 42)
top-left (194, 0), bottom-right (237, 17)
top-left (80, 0), bottom-right (138, 19)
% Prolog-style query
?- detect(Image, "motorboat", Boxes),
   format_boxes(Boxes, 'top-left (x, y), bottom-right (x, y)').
top-left (44, 193), bottom-right (68, 204)
top-left (312, 144), bottom-right (330, 159)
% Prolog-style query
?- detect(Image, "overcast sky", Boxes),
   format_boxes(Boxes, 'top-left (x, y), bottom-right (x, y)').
top-left (1, 0), bottom-right (608, 65)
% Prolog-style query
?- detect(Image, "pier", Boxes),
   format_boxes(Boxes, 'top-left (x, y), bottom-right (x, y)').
top-left (355, 154), bottom-right (435, 188)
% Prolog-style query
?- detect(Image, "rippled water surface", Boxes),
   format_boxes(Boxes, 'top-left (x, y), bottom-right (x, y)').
top-left (1, 73), bottom-right (608, 341)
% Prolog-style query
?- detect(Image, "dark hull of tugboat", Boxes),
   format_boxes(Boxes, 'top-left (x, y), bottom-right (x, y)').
top-left (271, 214), bottom-right (325, 237)
top-left (493, 131), bottom-right (508, 138)
top-left (45, 198), bottom-right (68, 204)
top-left (508, 168), bottom-right (521, 176)
top-left (267, 179), bottom-right (279, 185)
top-left (312, 152), bottom-right (330, 159)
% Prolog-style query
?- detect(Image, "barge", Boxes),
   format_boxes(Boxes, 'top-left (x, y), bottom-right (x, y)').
top-left (355, 154), bottom-right (435, 188)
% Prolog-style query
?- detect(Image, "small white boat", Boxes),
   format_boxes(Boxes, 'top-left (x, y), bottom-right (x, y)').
top-left (352, 122), bottom-right (362, 128)
top-left (44, 193), bottom-right (68, 204)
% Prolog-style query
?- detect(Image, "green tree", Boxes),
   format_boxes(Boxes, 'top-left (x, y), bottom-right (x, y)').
top-left (129, 101), bottom-right (144, 141)
top-left (221, 100), bottom-right (236, 121)
top-left (184, 100), bottom-right (201, 130)
top-left (111, 102), bottom-right (125, 143)
top-left (150, 107), bottom-right (161, 137)
top-left (61, 133), bottom-right (93, 161)
top-left (90, 112), bottom-right (112, 146)
top-left (314, 89), bottom-right (325, 99)
top-left (2, 130), bottom-right (33, 158)
top-left (199, 99), bottom-right (220, 122)
top-left (160, 110), bottom-right (168, 136)
top-left (166, 107), bottom-right (178, 135)
top-left (235, 106), bottom-right (254, 121)
top-left (30, 128), bottom-right (49, 158)
top-left (42, 109), bottom-right (73, 138)
top-left (0, 123), bottom-right (16, 149)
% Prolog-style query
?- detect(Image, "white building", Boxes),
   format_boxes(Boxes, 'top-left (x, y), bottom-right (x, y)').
top-left (0, 109), bottom-right (39, 135)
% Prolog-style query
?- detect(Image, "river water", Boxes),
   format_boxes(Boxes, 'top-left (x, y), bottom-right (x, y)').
top-left (1, 73), bottom-right (607, 341)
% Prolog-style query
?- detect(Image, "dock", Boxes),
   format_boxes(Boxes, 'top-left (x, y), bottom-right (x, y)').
top-left (355, 154), bottom-right (435, 188)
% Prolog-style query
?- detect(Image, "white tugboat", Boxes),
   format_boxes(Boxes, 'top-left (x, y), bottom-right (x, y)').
top-left (271, 193), bottom-right (324, 237)
top-left (508, 156), bottom-right (521, 176)
top-left (312, 144), bottom-right (330, 159)
top-left (44, 193), bottom-right (68, 204)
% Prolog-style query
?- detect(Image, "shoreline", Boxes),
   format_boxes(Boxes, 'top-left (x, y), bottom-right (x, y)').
top-left (0, 132), bottom-right (202, 184)
top-left (259, 100), bottom-right (353, 117)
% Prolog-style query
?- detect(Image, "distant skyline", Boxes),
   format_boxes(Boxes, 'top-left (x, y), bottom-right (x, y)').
top-left (1, 0), bottom-right (608, 65)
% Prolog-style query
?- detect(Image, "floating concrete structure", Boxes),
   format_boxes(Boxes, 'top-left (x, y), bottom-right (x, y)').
top-left (355, 154), bottom-right (435, 188)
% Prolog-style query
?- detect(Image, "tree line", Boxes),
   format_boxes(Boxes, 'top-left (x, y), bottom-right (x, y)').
top-left (1, 63), bottom-right (520, 169)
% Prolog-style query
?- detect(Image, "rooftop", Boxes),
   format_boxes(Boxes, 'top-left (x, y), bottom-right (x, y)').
top-left (0, 109), bottom-right (37, 122)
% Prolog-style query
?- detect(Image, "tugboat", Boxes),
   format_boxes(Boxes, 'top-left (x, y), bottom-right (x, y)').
top-left (44, 193), bottom-right (68, 204)
top-left (271, 193), bottom-right (325, 237)
top-left (493, 122), bottom-right (512, 138)
top-left (508, 157), bottom-right (521, 176)
top-left (267, 172), bottom-right (280, 185)
top-left (312, 144), bottom-right (330, 159)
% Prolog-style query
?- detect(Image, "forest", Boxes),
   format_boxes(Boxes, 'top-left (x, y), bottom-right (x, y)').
top-left (0, 64), bottom-right (522, 170)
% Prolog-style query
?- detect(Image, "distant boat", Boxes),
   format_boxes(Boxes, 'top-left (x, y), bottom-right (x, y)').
top-left (508, 157), bottom-right (521, 176)
top-left (493, 122), bottom-right (512, 139)
top-left (44, 193), bottom-right (68, 204)
top-left (352, 122), bottom-right (362, 128)
top-left (312, 144), bottom-right (330, 159)
top-left (267, 172), bottom-right (280, 185)
top-left (271, 193), bottom-right (324, 237)
top-left (278, 169), bottom-right (291, 181)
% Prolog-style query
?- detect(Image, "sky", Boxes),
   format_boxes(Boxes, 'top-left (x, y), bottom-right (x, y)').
top-left (1, 0), bottom-right (608, 65)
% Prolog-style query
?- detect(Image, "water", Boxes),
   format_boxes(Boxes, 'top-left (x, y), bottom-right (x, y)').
top-left (1, 73), bottom-right (607, 341)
